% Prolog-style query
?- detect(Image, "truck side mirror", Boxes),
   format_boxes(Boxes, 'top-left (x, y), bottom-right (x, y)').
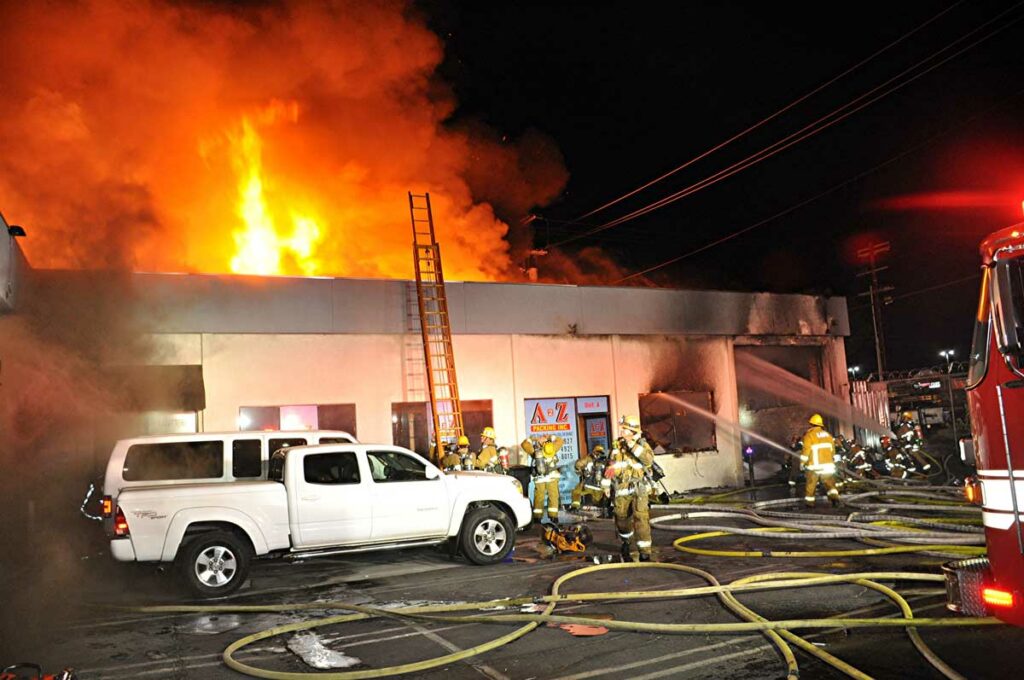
top-left (991, 260), bottom-right (1024, 356)
top-left (425, 466), bottom-right (440, 480)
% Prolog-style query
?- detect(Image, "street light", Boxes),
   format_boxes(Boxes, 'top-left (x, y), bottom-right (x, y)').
top-left (847, 365), bottom-right (861, 378)
top-left (939, 349), bottom-right (955, 373)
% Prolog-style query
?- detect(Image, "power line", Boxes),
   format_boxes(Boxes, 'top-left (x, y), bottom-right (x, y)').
top-left (612, 83), bottom-right (1024, 283)
top-left (848, 274), bottom-right (981, 312)
top-left (553, 1), bottom-right (1024, 250)
top-left (573, 0), bottom-right (965, 223)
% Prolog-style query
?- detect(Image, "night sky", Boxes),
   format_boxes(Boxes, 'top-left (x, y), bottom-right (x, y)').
top-left (422, 0), bottom-right (1024, 372)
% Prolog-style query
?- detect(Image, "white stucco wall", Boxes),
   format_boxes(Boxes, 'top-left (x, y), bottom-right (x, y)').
top-left (147, 331), bottom-right (780, 491)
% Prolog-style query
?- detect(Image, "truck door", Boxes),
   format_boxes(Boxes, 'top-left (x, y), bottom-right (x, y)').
top-left (290, 450), bottom-right (373, 548)
top-left (366, 449), bottom-right (448, 540)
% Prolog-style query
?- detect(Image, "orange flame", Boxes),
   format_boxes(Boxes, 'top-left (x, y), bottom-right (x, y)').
top-left (224, 103), bottom-right (325, 276)
top-left (0, 1), bottom-right (570, 282)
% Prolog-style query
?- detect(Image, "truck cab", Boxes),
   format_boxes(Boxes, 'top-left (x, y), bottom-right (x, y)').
top-left (949, 223), bottom-right (1024, 624)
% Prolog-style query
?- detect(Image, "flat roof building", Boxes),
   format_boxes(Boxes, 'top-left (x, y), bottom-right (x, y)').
top-left (1, 228), bottom-right (851, 495)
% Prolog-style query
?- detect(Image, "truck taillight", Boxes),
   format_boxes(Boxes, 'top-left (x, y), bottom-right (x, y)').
top-left (113, 507), bottom-right (130, 537)
top-left (982, 587), bottom-right (1014, 608)
top-left (101, 496), bottom-right (113, 517)
top-left (964, 477), bottom-right (983, 505)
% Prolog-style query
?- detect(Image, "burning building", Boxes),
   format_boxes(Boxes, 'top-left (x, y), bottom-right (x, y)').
top-left (1, 225), bottom-right (850, 495)
top-left (0, 1), bottom-right (852, 500)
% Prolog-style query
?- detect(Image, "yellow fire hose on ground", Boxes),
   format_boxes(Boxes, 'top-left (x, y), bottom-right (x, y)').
top-left (118, 488), bottom-right (991, 680)
top-left (126, 564), bottom-right (996, 680)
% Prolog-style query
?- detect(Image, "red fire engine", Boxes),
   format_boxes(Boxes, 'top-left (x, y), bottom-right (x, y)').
top-left (946, 223), bottom-right (1024, 624)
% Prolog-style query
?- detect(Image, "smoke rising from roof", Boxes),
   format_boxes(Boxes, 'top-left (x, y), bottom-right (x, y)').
top-left (0, 0), bottom-right (569, 281)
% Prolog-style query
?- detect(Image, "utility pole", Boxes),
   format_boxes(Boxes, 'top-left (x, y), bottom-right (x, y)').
top-left (940, 349), bottom-right (959, 444)
top-left (856, 241), bottom-right (893, 378)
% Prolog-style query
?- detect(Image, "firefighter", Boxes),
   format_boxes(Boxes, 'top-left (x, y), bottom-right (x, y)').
top-left (786, 434), bottom-right (804, 487)
top-left (842, 434), bottom-right (876, 478)
top-left (571, 444), bottom-right (609, 510)
top-left (895, 411), bottom-right (932, 473)
top-left (476, 426), bottom-right (504, 474)
top-left (456, 435), bottom-right (476, 471)
top-left (881, 434), bottom-right (911, 479)
top-left (606, 415), bottom-right (656, 561)
top-left (833, 434), bottom-right (853, 489)
top-left (441, 440), bottom-right (463, 471)
top-left (801, 413), bottom-right (841, 508)
top-left (521, 435), bottom-right (564, 524)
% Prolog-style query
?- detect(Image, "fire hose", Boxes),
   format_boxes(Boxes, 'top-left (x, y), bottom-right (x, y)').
top-left (123, 562), bottom-right (997, 680)
top-left (115, 487), bottom-right (990, 679)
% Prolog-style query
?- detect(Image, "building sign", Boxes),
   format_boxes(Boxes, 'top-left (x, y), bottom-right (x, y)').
top-left (525, 397), bottom-right (577, 463)
top-left (524, 397), bottom-right (578, 505)
top-left (576, 396), bottom-right (609, 414)
top-left (585, 417), bottom-right (608, 452)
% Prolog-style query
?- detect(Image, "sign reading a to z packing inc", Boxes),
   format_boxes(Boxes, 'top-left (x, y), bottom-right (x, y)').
top-left (525, 398), bottom-right (578, 503)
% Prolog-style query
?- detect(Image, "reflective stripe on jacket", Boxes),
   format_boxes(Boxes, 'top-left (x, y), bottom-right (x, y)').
top-left (801, 426), bottom-right (836, 470)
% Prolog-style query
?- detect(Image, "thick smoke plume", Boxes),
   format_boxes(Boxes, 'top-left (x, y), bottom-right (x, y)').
top-left (0, 0), bottom-right (568, 281)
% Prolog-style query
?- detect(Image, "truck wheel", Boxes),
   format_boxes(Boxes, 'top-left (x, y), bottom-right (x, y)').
top-left (179, 531), bottom-right (250, 598)
top-left (461, 506), bottom-right (515, 565)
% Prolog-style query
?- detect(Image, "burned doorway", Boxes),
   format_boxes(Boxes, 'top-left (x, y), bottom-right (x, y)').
top-left (735, 344), bottom-right (825, 481)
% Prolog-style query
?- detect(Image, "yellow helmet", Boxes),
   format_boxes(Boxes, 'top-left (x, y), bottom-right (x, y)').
top-left (592, 444), bottom-right (605, 454)
top-left (457, 435), bottom-right (470, 447)
top-left (481, 426), bottom-right (496, 441)
top-left (901, 411), bottom-right (913, 421)
top-left (808, 413), bottom-right (824, 427)
top-left (619, 415), bottom-right (641, 433)
top-left (542, 441), bottom-right (558, 456)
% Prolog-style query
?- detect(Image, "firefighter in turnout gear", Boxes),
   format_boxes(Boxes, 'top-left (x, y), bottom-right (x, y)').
top-left (606, 415), bottom-right (656, 561)
top-left (832, 434), bottom-right (854, 489)
top-left (440, 441), bottom-right (462, 471)
top-left (457, 435), bottom-right (476, 471)
top-left (521, 435), bottom-right (565, 523)
top-left (881, 434), bottom-right (911, 479)
top-left (787, 434), bottom-right (804, 487)
top-left (571, 445), bottom-right (609, 510)
top-left (475, 426), bottom-right (504, 474)
top-left (801, 414), bottom-right (841, 508)
top-left (841, 434), bottom-right (876, 478)
top-left (895, 411), bottom-right (932, 473)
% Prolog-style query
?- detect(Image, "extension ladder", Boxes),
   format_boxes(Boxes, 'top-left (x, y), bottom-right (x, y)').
top-left (408, 192), bottom-right (464, 463)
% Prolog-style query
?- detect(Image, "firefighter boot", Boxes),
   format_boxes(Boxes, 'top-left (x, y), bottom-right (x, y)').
top-left (620, 540), bottom-right (633, 562)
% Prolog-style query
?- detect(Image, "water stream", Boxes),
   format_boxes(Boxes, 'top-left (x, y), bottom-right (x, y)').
top-left (648, 353), bottom-right (890, 462)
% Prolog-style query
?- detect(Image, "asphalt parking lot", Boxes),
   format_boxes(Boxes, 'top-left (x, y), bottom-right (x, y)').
top-left (4, 501), bottom-right (1022, 680)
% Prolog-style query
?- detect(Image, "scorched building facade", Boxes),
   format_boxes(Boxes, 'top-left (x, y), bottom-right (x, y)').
top-left (85, 272), bottom-right (849, 493)
top-left (0, 227), bottom-right (851, 494)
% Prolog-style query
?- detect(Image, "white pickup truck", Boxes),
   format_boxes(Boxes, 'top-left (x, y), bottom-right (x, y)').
top-left (110, 443), bottom-right (532, 596)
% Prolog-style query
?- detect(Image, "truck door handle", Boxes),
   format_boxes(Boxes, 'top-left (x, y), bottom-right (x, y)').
top-left (301, 495), bottom-right (321, 501)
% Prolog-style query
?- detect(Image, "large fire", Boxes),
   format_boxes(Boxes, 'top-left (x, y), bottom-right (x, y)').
top-left (221, 102), bottom-right (325, 276)
top-left (0, 1), bottom-right (569, 282)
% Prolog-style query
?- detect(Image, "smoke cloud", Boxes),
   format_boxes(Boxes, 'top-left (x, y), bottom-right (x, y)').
top-left (0, 0), bottom-right (569, 281)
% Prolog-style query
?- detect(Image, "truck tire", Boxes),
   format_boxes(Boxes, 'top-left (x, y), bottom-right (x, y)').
top-left (460, 506), bottom-right (515, 565)
top-left (179, 530), bottom-right (251, 598)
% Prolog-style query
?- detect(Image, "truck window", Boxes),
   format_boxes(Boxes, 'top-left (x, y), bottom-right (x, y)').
top-left (318, 436), bottom-right (352, 444)
top-left (269, 437), bottom-right (307, 455)
top-left (304, 452), bottom-right (361, 485)
top-left (232, 439), bottom-right (262, 478)
top-left (367, 451), bottom-right (428, 483)
top-left (123, 441), bottom-right (224, 481)
top-left (967, 268), bottom-right (992, 390)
